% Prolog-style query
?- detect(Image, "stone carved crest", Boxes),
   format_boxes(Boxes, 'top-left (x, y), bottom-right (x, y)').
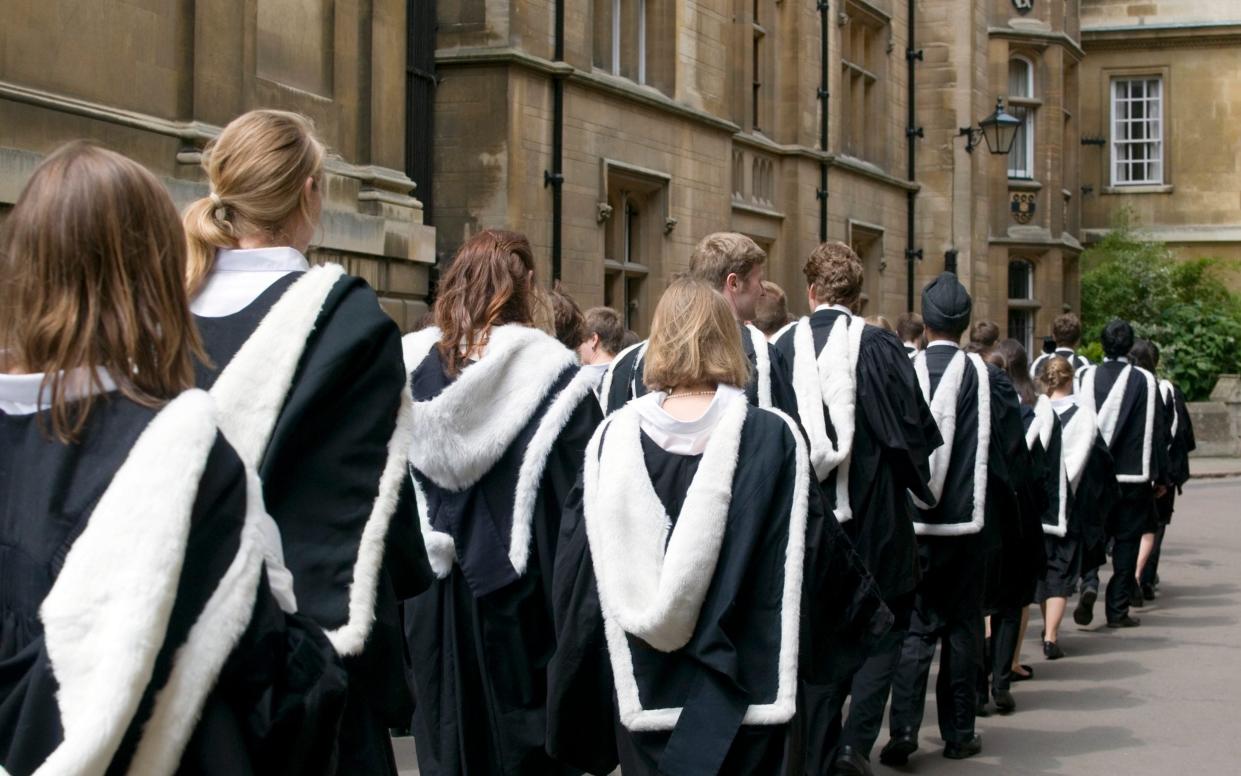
top-left (1012, 0), bottom-right (1034, 14)
top-left (1011, 192), bottom-right (1037, 225)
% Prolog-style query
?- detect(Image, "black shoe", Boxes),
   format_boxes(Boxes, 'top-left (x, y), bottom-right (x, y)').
top-left (1107, 615), bottom-right (1142, 628)
top-left (976, 698), bottom-right (991, 717)
top-left (943, 734), bottom-right (983, 760)
top-left (832, 745), bottom-right (874, 776)
top-left (1142, 583), bottom-right (1157, 601)
top-left (1131, 589), bottom-right (1145, 608)
top-left (1010, 664), bottom-right (1034, 682)
top-left (1074, 589), bottom-right (1097, 625)
top-left (879, 729), bottom-right (918, 767)
top-left (1044, 640), bottom-right (1065, 660)
top-left (993, 689), bottom-right (1016, 714)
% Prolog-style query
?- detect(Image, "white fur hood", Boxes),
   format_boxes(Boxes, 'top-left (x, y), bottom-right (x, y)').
top-left (403, 324), bottom-right (578, 492)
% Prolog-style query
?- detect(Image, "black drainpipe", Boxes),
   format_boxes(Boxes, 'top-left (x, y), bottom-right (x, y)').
top-left (544, 0), bottom-right (566, 281)
top-left (904, 0), bottom-right (923, 310)
top-left (816, 1), bottom-right (830, 242)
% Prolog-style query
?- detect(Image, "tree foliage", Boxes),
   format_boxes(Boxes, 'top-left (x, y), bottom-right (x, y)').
top-left (1080, 210), bottom-right (1241, 400)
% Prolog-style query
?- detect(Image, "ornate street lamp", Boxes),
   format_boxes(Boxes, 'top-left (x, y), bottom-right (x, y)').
top-left (959, 98), bottom-right (1023, 155)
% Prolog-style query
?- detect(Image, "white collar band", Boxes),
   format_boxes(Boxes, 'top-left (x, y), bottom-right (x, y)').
top-left (0, 367), bottom-right (118, 415)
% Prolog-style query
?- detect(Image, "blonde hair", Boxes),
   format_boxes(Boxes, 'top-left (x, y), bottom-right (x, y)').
top-left (1040, 355), bottom-right (1075, 396)
top-left (643, 279), bottom-right (751, 391)
top-left (866, 315), bottom-right (894, 332)
top-left (183, 110), bottom-right (326, 295)
top-left (688, 232), bottom-right (767, 290)
top-left (0, 143), bottom-right (204, 442)
top-left (804, 241), bottom-right (863, 307)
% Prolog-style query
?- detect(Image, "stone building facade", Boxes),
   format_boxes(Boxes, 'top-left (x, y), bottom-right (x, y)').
top-left (1079, 1), bottom-right (1241, 281)
top-left (432, 0), bottom-right (1086, 347)
top-left (0, 0), bottom-right (436, 330)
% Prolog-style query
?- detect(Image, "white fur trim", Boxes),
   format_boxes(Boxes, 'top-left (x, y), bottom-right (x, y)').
top-left (790, 315), bottom-right (866, 522)
top-left (35, 391), bottom-right (219, 776)
top-left (403, 325), bottom-right (577, 491)
top-left (209, 264), bottom-right (345, 467)
top-left (1160, 379), bottom-right (1178, 441)
top-left (1025, 400), bottom-right (1070, 539)
top-left (772, 319), bottom-right (799, 348)
top-left (910, 351), bottom-right (990, 536)
top-left (599, 339), bottom-right (646, 414)
top-left (1026, 395), bottom-right (1055, 452)
top-left (1059, 402), bottom-right (1097, 491)
top-left (587, 400), bottom-right (807, 731)
top-left (746, 324), bottom-right (773, 409)
top-left (508, 367), bottom-right (598, 575)
top-left (126, 462), bottom-right (267, 774)
top-left (1081, 364), bottom-right (1156, 483)
top-left (321, 381), bottom-right (416, 655)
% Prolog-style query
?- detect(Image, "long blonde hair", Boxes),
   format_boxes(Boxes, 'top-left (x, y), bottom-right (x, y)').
top-left (643, 279), bottom-right (751, 392)
top-left (0, 143), bottom-right (204, 441)
top-left (183, 110), bottom-right (326, 295)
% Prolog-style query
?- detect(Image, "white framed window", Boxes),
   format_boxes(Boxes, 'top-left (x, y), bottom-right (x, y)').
top-left (1111, 77), bottom-right (1164, 186)
top-left (1008, 57), bottom-right (1036, 179)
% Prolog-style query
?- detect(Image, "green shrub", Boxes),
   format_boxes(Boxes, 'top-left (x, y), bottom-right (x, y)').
top-left (1081, 210), bottom-right (1241, 400)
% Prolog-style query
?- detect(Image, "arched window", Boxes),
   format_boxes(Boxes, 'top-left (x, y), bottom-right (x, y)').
top-left (1007, 57), bottom-right (1036, 179)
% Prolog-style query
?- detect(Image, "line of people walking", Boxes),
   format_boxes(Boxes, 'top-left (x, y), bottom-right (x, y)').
top-left (0, 109), bottom-right (1194, 776)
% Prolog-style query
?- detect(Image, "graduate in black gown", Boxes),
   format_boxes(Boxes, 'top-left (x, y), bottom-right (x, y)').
top-left (1074, 320), bottom-right (1169, 628)
top-left (403, 230), bottom-right (602, 776)
top-left (548, 278), bottom-right (886, 776)
top-left (1130, 340), bottom-right (1195, 601)
top-left (773, 242), bottom-right (940, 776)
top-left (1030, 313), bottom-right (1092, 379)
top-left (0, 144), bottom-right (345, 775)
top-left (183, 110), bottom-right (431, 774)
top-left (1034, 357), bottom-right (1118, 659)
top-left (881, 273), bottom-right (1032, 766)
top-left (603, 232), bottom-right (798, 417)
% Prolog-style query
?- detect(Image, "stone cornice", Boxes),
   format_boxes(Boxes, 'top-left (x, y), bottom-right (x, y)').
top-left (435, 46), bottom-right (741, 134)
top-left (830, 154), bottom-right (921, 192)
top-left (1082, 22), bottom-right (1241, 50)
top-left (988, 27), bottom-right (1086, 60)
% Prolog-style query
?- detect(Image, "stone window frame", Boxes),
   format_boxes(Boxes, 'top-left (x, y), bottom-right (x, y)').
top-left (838, 1), bottom-right (890, 164)
top-left (1110, 75), bottom-right (1166, 188)
top-left (1007, 55), bottom-right (1039, 181)
top-left (1007, 257), bottom-right (1040, 354)
top-left (599, 159), bottom-right (674, 335)
top-left (592, 0), bottom-right (674, 93)
top-left (847, 219), bottom-right (885, 313)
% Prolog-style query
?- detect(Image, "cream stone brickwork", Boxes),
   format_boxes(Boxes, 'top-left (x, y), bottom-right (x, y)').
top-left (1080, 0), bottom-right (1241, 283)
top-left (433, 0), bottom-right (1085, 344)
top-left (0, 0), bottom-right (436, 330)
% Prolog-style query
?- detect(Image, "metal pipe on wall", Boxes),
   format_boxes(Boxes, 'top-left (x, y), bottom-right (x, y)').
top-left (545, 0), bottom-right (566, 282)
top-left (817, 1), bottom-right (830, 242)
top-left (905, 0), bottom-right (923, 310)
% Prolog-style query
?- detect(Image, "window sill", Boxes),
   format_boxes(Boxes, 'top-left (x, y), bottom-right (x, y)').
top-left (1102, 184), bottom-right (1174, 195)
top-left (1008, 178), bottom-right (1042, 191)
top-left (1007, 298), bottom-right (1041, 310)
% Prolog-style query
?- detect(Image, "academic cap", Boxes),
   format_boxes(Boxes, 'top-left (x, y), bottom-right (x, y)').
top-left (921, 271), bottom-right (972, 333)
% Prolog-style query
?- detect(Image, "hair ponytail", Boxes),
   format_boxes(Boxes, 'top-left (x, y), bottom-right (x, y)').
top-left (183, 109), bottom-right (325, 297)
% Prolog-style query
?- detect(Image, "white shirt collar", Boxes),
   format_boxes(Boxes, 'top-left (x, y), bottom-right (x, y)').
top-left (1051, 395), bottom-right (1077, 413)
top-left (813, 303), bottom-right (853, 316)
top-left (1104, 355), bottom-right (1129, 363)
top-left (634, 384), bottom-right (746, 456)
top-left (214, 246), bottom-right (310, 272)
top-left (926, 339), bottom-right (960, 349)
top-left (0, 366), bottom-right (117, 415)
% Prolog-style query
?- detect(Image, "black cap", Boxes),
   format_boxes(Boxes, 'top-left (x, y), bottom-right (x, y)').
top-left (921, 272), bottom-right (972, 334)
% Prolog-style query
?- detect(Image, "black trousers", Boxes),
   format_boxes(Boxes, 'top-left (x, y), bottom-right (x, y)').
top-left (1106, 538), bottom-right (1141, 623)
top-left (889, 607), bottom-right (984, 746)
top-left (1141, 524), bottom-right (1168, 587)
top-left (839, 624), bottom-right (907, 758)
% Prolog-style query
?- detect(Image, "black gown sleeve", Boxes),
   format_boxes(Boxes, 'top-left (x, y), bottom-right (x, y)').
top-left (604, 349), bottom-right (642, 415)
top-left (1151, 381), bottom-right (1172, 487)
top-left (766, 344), bottom-right (801, 422)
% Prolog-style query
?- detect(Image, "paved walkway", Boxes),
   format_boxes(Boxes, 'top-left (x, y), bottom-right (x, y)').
top-left (396, 476), bottom-right (1241, 775)
top-left (1187, 456), bottom-right (1241, 479)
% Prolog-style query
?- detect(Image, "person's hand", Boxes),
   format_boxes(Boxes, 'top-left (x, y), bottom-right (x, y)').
top-left (1154, 484), bottom-right (1168, 498)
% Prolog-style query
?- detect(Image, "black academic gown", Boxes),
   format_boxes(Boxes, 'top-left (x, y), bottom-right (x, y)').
top-left (0, 390), bottom-right (346, 776)
top-left (602, 322), bottom-right (799, 418)
top-left (403, 326), bottom-right (602, 776)
top-left (547, 399), bottom-right (885, 776)
top-left (984, 399), bottom-right (1046, 611)
top-left (1031, 347), bottom-right (1090, 378)
top-left (1160, 380), bottom-right (1196, 497)
top-left (195, 267), bottom-right (431, 775)
top-left (1082, 361), bottom-right (1169, 540)
top-left (1054, 404), bottom-right (1118, 570)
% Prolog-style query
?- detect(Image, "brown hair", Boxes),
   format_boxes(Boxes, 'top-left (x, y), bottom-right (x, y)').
top-left (0, 143), bottom-right (204, 441)
top-left (643, 279), bottom-right (751, 392)
top-left (1040, 356), bottom-right (1075, 395)
top-left (550, 284), bottom-right (586, 350)
top-left (969, 320), bottom-right (1001, 350)
top-left (866, 315), bottom-right (894, 332)
top-left (183, 110), bottom-right (326, 295)
top-left (688, 232), bottom-right (767, 290)
top-left (584, 306), bottom-right (626, 356)
top-left (1052, 313), bottom-right (1082, 348)
top-left (433, 229), bottom-right (536, 376)
top-left (753, 281), bottom-right (790, 336)
top-left (896, 312), bottom-right (924, 343)
top-left (804, 240), bottom-right (864, 307)
top-left (996, 338), bottom-right (1036, 405)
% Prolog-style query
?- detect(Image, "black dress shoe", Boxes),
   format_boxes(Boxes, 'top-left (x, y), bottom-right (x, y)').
top-left (832, 745), bottom-right (874, 776)
top-left (1107, 615), bottom-right (1142, 628)
top-left (879, 729), bottom-right (918, 767)
top-left (1074, 589), bottom-right (1097, 625)
top-left (976, 698), bottom-right (991, 717)
top-left (1142, 582), bottom-right (1157, 601)
top-left (943, 734), bottom-right (982, 760)
top-left (1044, 640), bottom-right (1065, 660)
top-left (993, 689), bottom-right (1016, 714)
